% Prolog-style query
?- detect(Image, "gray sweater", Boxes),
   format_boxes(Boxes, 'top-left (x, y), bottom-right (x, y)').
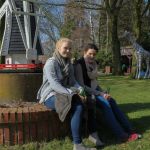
top-left (37, 57), bottom-right (80, 104)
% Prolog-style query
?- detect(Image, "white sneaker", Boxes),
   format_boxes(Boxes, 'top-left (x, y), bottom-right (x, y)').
top-left (88, 132), bottom-right (104, 146)
top-left (73, 143), bottom-right (97, 150)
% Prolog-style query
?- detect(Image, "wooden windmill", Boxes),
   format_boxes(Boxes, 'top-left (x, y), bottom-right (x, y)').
top-left (0, 0), bottom-right (43, 64)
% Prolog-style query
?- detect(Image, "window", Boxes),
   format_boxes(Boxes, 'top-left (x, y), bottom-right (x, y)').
top-left (30, 3), bottom-right (33, 13)
top-left (16, 8), bottom-right (21, 16)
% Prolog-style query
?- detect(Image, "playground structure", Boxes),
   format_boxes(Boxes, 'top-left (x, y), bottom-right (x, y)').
top-left (123, 31), bottom-right (150, 79)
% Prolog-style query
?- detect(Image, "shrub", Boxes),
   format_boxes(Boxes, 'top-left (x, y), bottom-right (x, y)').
top-left (96, 49), bottom-right (113, 70)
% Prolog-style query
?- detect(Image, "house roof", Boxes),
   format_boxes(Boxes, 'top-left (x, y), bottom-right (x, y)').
top-left (121, 46), bottom-right (133, 56)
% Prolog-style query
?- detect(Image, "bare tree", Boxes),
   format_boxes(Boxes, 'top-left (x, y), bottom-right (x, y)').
top-left (61, 0), bottom-right (91, 54)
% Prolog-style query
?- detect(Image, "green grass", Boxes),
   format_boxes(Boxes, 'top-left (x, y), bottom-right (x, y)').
top-left (97, 76), bottom-right (150, 150)
top-left (1, 76), bottom-right (150, 150)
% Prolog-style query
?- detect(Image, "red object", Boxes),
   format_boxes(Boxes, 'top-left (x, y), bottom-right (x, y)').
top-left (127, 133), bottom-right (139, 142)
top-left (0, 64), bottom-right (43, 70)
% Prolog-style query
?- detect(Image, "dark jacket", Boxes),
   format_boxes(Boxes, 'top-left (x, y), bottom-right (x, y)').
top-left (75, 57), bottom-right (102, 96)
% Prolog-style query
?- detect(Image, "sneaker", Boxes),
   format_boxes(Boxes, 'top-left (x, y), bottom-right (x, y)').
top-left (130, 130), bottom-right (142, 139)
top-left (88, 132), bottom-right (104, 146)
top-left (131, 132), bottom-right (142, 139)
top-left (73, 143), bottom-right (97, 150)
top-left (127, 133), bottom-right (139, 142)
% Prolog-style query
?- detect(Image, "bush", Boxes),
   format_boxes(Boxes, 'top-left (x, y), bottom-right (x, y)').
top-left (96, 49), bottom-right (113, 70)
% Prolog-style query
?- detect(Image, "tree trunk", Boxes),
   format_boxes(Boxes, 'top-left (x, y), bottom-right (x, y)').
top-left (106, 12), bottom-right (111, 53)
top-left (109, 14), bottom-right (122, 75)
top-left (98, 12), bottom-right (101, 50)
top-left (132, 0), bottom-right (142, 42)
top-left (104, 0), bottom-right (123, 75)
top-left (0, 0), bottom-right (5, 64)
top-left (131, 0), bottom-right (143, 77)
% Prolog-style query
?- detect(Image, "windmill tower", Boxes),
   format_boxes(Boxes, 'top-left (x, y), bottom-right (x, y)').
top-left (0, 0), bottom-right (43, 64)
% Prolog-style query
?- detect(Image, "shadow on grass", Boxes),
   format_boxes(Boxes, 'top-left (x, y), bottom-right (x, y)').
top-left (131, 116), bottom-right (150, 133)
top-left (119, 102), bottom-right (150, 114)
top-left (118, 102), bottom-right (150, 133)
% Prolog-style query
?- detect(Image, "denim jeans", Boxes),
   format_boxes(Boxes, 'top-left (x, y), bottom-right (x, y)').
top-left (96, 96), bottom-right (133, 139)
top-left (44, 95), bottom-right (83, 144)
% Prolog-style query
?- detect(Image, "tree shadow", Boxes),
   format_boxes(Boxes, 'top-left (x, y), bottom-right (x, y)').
top-left (131, 115), bottom-right (150, 133)
top-left (118, 102), bottom-right (150, 133)
top-left (119, 102), bottom-right (150, 114)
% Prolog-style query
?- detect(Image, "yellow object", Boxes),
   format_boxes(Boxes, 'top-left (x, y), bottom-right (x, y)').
top-left (0, 73), bottom-right (42, 102)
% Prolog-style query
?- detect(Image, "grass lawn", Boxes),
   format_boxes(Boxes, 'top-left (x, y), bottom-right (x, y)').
top-left (0, 76), bottom-right (150, 150)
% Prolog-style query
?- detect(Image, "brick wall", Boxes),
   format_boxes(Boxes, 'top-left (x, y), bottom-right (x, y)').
top-left (0, 104), bottom-right (69, 145)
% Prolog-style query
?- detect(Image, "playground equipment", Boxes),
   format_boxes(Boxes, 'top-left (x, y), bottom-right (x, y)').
top-left (123, 31), bottom-right (150, 79)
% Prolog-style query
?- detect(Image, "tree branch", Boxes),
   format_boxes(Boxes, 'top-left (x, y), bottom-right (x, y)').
top-left (111, 0), bottom-right (118, 9)
top-left (116, 0), bottom-right (124, 9)
top-left (40, 27), bottom-right (56, 43)
top-left (21, 0), bottom-right (103, 10)
top-left (104, 0), bottom-right (111, 14)
top-left (75, 0), bottom-right (101, 7)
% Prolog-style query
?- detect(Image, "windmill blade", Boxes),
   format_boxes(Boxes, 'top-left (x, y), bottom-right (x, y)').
top-left (21, 0), bottom-right (62, 29)
top-left (0, 1), bottom-right (7, 20)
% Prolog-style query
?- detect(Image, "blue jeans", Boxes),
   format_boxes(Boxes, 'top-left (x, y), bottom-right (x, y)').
top-left (96, 96), bottom-right (133, 139)
top-left (44, 95), bottom-right (83, 144)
